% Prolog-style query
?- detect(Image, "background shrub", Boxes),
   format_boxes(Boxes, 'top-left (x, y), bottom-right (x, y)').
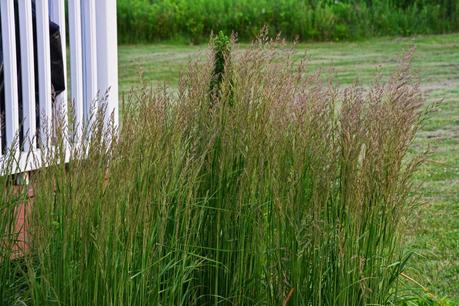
top-left (117, 0), bottom-right (459, 43)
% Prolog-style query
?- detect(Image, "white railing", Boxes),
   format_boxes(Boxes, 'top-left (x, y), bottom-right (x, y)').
top-left (0, 0), bottom-right (119, 174)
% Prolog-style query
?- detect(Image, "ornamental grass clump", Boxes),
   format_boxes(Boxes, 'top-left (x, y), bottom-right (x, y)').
top-left (9, 37), bottom-right (426, 305)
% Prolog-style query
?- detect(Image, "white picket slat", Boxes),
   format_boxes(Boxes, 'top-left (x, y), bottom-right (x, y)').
top-left (68, 0), bottom-right (84, 140)
top-left (96, 0), bottom-right (119, 127)
top-left (18, 0), bottom-right (37, 151)
top-left (82, 0), bottom-right (98, 124)
top-left (0, 1), bottom-right (20, 153)
top-left (35, 0), bottom-right (53, 147)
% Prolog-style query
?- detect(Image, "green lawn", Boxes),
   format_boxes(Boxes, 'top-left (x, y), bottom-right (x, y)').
top-left (118, 33), bottom-right (459, 302)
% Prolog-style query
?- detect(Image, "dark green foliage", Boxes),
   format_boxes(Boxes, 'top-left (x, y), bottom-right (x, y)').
top-left (399, 291), bottom-right (455, 306)
top-left (117, 0), bottom-right (459, 44)
top-left (209, 31), bottom-right (231, 103)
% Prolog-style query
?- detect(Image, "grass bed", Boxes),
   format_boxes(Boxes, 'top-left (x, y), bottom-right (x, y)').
top-left (0, 36), bottom-right (436, 305)
top-left (118, 37), bottom-right (459, 302)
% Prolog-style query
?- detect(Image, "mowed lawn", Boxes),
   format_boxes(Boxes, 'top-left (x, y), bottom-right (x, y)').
top-left (118, 34), bottom-right (459, 301)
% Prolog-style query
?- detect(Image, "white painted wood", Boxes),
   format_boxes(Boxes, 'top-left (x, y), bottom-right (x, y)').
top-left (82, 0), bottom-right (98, 125)
top-left (1, 0), bottom-right (120, 174)
top-left (18, 0), bottom-right (37, 151)
top-left (0, 1), bottom-right (20, 153)
top-left (0, 148), bottom-right (72, 176)
top-left (68, 0), bottom-right (84, 140)
top-left (35, 0), bottom-right (53, 147)
top-left (96, 0), bottom-right (119, 127)
top-left (49, 0), bottom-right (68, 143)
